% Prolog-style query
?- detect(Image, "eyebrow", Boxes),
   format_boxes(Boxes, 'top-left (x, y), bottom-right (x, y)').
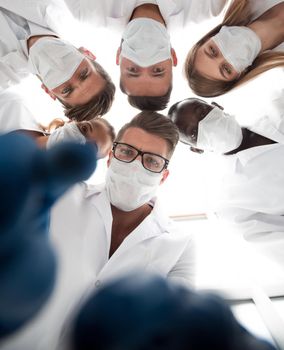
top-left (126, 73), bottom-right (140, 78)
top-left (151, 72), bottom-right (165, 78)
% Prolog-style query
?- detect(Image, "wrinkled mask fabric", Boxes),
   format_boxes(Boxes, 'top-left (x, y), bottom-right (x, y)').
top-left (105, 158), bottom-right (162, 211)
top-left (46, 122), bottom-right (86, 149)
top-left (212, 26), bottom-right (261, 73)
top-left (28, 37), bottom-right (85, 89)
top-left (121, 18), bottom-right (172, 67)
top-left (197, 107), bottom-right (243, 153)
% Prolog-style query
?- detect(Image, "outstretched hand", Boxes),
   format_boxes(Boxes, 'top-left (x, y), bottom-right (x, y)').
top-left (0, 133), bottom-right (97, 338)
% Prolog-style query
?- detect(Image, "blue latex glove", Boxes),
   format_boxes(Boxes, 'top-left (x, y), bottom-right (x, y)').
top-left (72, 273), bottom-right (276, 350)
top-left (0, 132), bottom-right (97, 338)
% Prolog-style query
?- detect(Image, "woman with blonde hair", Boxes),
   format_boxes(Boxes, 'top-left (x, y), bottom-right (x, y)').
top-left (185, 0), bottom-right (284, 97)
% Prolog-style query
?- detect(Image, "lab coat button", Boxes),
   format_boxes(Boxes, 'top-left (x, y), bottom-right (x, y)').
top-left (95, 280), bottom-right (101, 288)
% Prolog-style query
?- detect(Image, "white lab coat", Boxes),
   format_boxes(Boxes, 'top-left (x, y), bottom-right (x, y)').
top-left (0, 90), bottom-right (43, 133)
top-left (0, 0), bottom-right (71, 91)
top-left (51, 183), bottom-right (195, 287)
top-left (214, 99), bottom-right (284, 271)
top-left (63, 0), bottom-right (229, 31)
top-left (0, 183), bottom-right (194, 350)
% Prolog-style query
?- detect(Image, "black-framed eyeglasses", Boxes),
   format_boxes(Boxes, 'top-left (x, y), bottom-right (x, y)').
top-left (112, 142), bottom-right (169, 173)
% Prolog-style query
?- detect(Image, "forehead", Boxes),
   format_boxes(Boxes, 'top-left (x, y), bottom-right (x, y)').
top-left (119, 127), bottom-right (168, 156)
top-left (120, 57), bottom-right (173, 96)
top-left (174, 100), bottom-right (211, 127)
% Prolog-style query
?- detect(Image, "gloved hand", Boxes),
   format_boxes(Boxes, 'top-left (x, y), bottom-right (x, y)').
top-left (71, 272), bottom-right (276, 350)
top-left (0, 132), bottom-right (97, 338)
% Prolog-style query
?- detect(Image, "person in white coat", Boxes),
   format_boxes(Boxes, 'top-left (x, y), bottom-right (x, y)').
top-left (51, 110), bottom-right (194, 290)
top-left (0, 110), bottom-right (194, 350)
top-left (0, 0), bottom-right (115, 121)
top-left (63, 0), bottom-right (229, 110)
top-left (168, 94), bottom-right (284, 271)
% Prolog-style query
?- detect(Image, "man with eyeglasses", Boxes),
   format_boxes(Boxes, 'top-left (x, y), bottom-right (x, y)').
top-left (19, 111), bottom-right (194, 350)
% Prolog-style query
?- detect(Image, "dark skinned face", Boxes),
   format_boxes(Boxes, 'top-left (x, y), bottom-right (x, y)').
top-left (170, 99), bottom-right (214, 149)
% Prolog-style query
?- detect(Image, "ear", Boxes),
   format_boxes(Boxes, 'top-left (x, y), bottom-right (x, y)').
top-left (78, 47), bottom-right (96, 60)
top-left (116, 47), bottom-right (121, 65)
top-left (41, 84), bottom-right (57, 100)
top-left (171, 48), bottom-right (178, 67)
top-left (160, 169), bottom-right (169, 185)
top-left (106, 151), bottom-right (113, 167)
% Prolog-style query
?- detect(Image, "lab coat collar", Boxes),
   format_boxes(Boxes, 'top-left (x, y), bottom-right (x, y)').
top-left (85, 184), bottom-right (171, 246)
top-left (156, 0), bottom-right (182, 26)
top-left (236, 144), bottom-right (279, 167)
top-left (249, 115), bottom-right (284, 144)
top-left (85, 184), bottom-right (113, 248)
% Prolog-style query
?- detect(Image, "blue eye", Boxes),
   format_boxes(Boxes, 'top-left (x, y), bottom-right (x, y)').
top-left (144, 155), bottom-right (160, 168)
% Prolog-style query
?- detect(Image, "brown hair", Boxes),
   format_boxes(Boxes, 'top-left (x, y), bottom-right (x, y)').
top-left (184, 0), bottom-right (284, 97)
top-left (116, 111), bottom-right (179, 157)
top-left (61, 60), bottom-right (116, 121)
top-left (120, 82), bottom-right (172, 111)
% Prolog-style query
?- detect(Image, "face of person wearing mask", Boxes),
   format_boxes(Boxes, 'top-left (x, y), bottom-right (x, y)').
top-left (194, 25), bottom-right (261, 81)
top-left (28, 37), bottom-right (106, 107)
top-left (194, 39), bottom-right (240, 81)
top-left (106, 127), bottom-right (170, 211)
top-left (117, 49), bottom-right (177, 96)
top-left (168, 98), bottom-right (243, 154)
top-left (116, 16), bottom-right (177, 96)
top-left (169, 99), bottom-right (214, 151)
top-left (49, 57), bottom-right (106, 106)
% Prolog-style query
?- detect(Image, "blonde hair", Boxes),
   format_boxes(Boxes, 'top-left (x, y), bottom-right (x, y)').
top-left (184, 0), bottom-right (284, 97)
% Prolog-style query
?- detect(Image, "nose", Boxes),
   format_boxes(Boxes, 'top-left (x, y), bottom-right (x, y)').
top-left (135, 154), bottom-right (143, 164)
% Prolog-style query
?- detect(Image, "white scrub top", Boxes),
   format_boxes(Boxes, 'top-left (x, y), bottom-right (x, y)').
top-left (0, 90), bottom-right (43, 133)
top-left (215, 94), bottom-right (284, 271)
top-left (215, 143), bottom-right (284, 269)
top-left (63, 0), bottom-right (229, 31)
top-left (249, 89), bottom-right (284, 143)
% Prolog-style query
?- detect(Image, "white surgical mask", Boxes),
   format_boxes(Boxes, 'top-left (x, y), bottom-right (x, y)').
top-left (197, 107), bottom-right (243, 154)
top-left (121, 18), bottom-right (172, 67)
top-left (46, 122), bottom-right (86, 149)
top-left (28, 37), bottom-right (85, 90)
top-left (212, 26), bottom-right (261, 73)
top-left (105, 158), bottom-right (162, 211)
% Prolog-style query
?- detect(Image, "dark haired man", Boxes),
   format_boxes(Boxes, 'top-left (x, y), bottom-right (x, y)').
top-left (0, 0), bottom-right (115, 121)
top-left (63, 0), bottom-right (229, 110)
top-left (14, 111), bottom-right (193, 350)
top-left (168, 95), bottom-right (284, 273)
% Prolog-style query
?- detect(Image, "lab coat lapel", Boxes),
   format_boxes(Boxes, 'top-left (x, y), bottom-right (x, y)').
top-left (98, 198), bottom-right (169, 277)
top-left (86, 186), bottom-right (113, 248)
